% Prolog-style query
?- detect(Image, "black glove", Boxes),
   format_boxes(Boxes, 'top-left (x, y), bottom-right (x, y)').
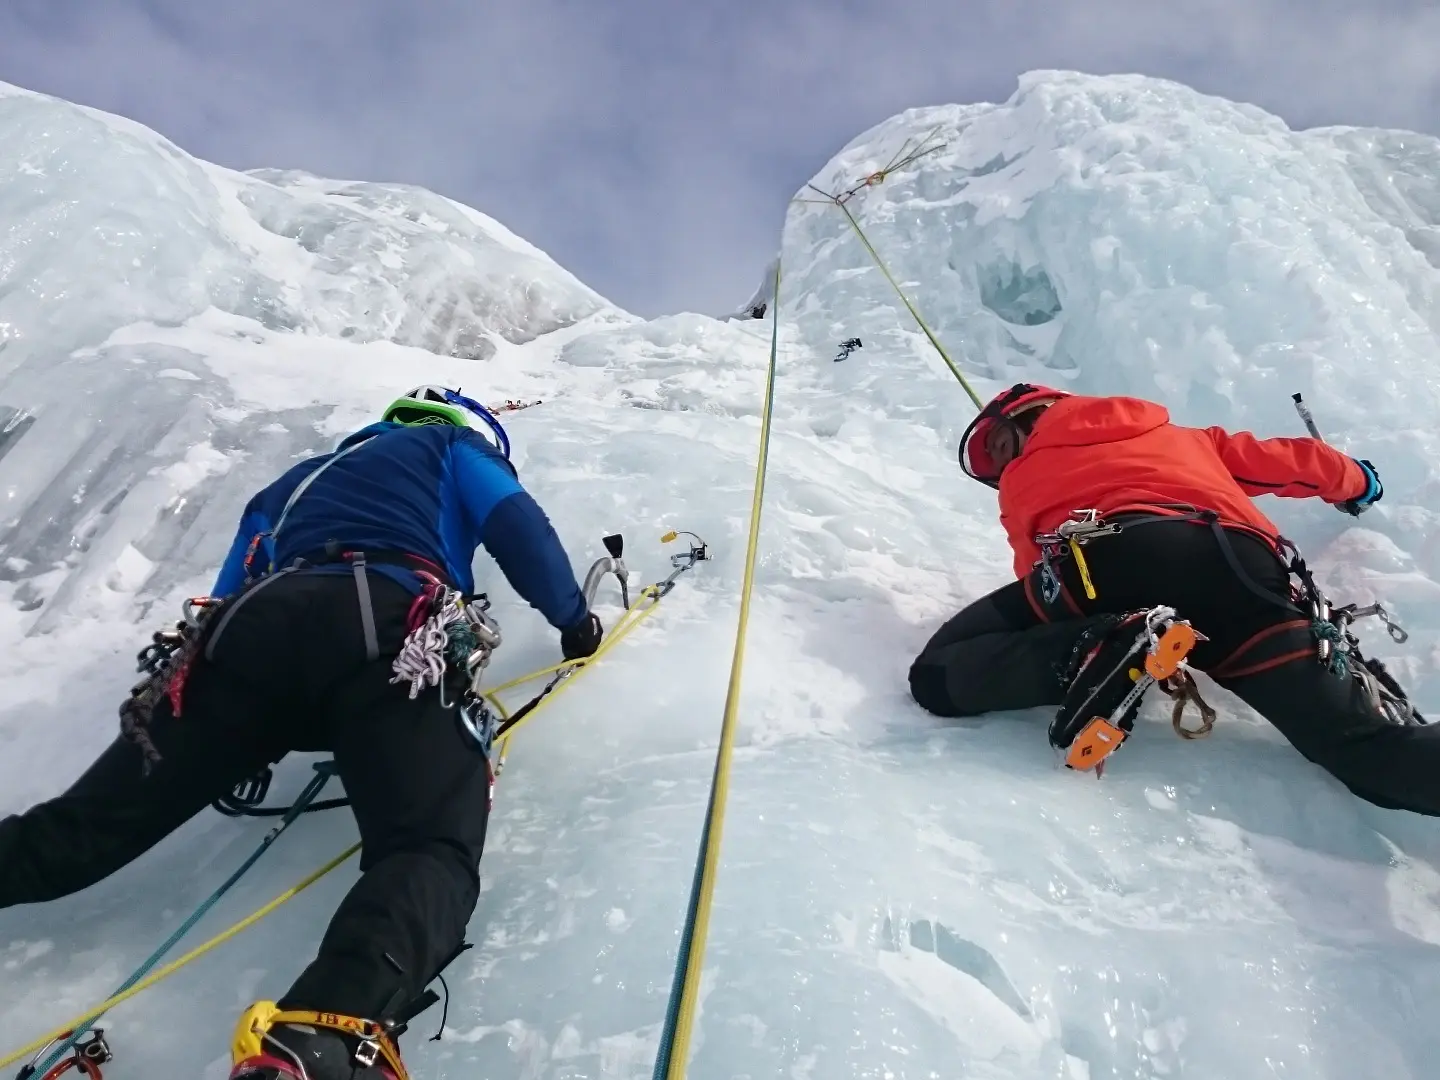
top-left (1339, 458), bottom-right (1383, 516)
top-left (560, 611), bottom-right (604, 660)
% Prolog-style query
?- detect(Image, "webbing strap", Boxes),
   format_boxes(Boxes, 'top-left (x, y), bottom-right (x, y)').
top-left (351, 553), bottom-right (381, 662)
top-left (1049, 508), bottom-right (1303, 616)
top-left (204, 566), bottom-right (298, 661)
top-left (1202, 518), bottom-right (1303, 614)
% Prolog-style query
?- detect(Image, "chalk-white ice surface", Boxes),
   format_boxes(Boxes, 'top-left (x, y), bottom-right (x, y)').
top-left (3, 71), bottom-right (1440, 1079)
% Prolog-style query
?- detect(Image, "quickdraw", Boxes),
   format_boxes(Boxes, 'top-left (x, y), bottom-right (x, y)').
top-left (389, 586), bottom-right (503, 708)
top-left (488, 398), bottom-right (543, 414)
top-left (1307, 593), bottom-right (1419, 726)
top-left (1035, 509), bottom-right (1118, 603)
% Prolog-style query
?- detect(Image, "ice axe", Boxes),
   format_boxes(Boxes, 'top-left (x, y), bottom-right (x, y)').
top-left (1292, 392), bottom-right (1374, 517)
top-left (582, 533), bottom-right (631, 609)
top-left (1291, 392), bottom-right (1324, 441)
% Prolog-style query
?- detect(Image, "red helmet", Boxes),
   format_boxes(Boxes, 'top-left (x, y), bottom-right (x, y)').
top-left (958, 383), bottom-right (1069, 488)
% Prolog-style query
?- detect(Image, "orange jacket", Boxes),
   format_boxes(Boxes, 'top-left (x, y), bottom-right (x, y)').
top-left (997, 395), bottom-right (1367, 579)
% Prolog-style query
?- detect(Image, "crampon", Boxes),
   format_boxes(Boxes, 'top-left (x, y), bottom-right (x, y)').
top-left (1049, 606), bottom-right (1205, 775)
top-left (14, 1030), bottom-right (112, 1080)
top-left (228, 1003), bottom-right (408, 1080)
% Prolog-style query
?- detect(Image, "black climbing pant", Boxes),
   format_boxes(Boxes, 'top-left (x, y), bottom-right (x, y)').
top-left (909, 517), bottom-right (1440, 817)
top-left (0, 571), bottom-right (490, 1022)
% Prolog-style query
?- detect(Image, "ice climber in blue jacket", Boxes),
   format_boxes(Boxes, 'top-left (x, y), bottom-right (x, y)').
top-left (0, 385), bottom-right (604, 1080)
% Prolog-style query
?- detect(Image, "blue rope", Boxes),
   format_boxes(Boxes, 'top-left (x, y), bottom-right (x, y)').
top-left (27, 762), bottom-right (336, 1077)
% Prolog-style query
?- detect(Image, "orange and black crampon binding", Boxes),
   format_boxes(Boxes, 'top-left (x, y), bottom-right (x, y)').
top-left (1050, 606), bottom-right (1204, 776)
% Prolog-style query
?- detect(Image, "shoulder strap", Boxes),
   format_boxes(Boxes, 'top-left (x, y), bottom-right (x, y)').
top-left (271, 433), bottom-right (381, 545)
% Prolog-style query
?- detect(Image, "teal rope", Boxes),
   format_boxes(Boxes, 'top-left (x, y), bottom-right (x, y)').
top-left (446, 621), bottom-right (479, 664)
top-left (1313, 621), bottom-right (1348, 676)
top-left (650, 800), bottom-right (716, 1079)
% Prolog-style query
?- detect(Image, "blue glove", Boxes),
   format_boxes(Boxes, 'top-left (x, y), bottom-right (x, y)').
top-left (1340, 458), bottom-right (1382, 516)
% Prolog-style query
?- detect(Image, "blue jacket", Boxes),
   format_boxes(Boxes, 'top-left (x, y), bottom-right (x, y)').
top-left (211, 422), bottom-right (589, 631)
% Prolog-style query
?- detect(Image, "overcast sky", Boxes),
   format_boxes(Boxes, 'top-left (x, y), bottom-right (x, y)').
top-left (2, 1), bottom-right (1437, 317)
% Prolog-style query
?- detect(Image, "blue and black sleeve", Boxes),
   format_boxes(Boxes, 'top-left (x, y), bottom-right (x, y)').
top-left (453, 438), bottom-right (590, 631)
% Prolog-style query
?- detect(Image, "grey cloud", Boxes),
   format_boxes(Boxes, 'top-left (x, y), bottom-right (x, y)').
top-left (1, 0), bottom-right (1437, 318)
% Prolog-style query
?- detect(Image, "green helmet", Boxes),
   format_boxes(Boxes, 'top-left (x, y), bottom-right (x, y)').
top-left (381, 384), bottom-right (510, 458)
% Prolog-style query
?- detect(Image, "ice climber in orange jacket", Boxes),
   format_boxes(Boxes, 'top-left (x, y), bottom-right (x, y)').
top-left (908, 383), bottom-right (1438, 815)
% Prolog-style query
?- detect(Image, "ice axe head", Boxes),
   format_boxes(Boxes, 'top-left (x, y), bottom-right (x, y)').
top-left (603, 533), bottom-right (624, 559)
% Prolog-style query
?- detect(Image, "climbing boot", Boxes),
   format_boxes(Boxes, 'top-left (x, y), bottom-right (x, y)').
top-left (1049, 606), bottom-right (1201, 774)
top-left (229, 1001), bottom-right (407, 1080)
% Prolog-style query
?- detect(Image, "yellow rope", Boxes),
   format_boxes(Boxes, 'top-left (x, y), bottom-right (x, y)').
top-left (795, 128), bottom-right (982, 410)
top-left (0, 843), bottom-right (362, 1071)
top-left (483, 581), bottom-right (664, 700)
top-left (829, 196), bottom-right (982, 409)
top-left (657, 259), bottom-right (782, 1080)
top-left (485, 583), bottom-right (668, 750)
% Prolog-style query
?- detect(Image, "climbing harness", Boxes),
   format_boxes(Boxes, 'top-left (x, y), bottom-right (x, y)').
top-left (832, 337), bottom-right (862, 363)
top-left (1032, 497), bottom-right (1424, 761)
top-left (211, 531), bottom-right (701, 816)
